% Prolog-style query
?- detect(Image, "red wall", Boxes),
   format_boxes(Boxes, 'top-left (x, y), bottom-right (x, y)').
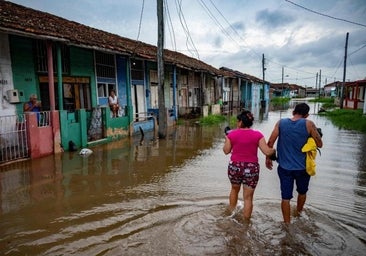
top-left (26, 111), bottom-right (60, 159)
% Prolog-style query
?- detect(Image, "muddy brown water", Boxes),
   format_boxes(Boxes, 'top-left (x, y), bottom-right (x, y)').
top-left (1, 101), bottom-right (365, 255)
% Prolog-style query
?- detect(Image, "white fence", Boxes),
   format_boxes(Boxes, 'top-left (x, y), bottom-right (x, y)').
top-left (0, 111), bottom-right (51, 164)
top-left (0, 114), bottom-right (28, 164)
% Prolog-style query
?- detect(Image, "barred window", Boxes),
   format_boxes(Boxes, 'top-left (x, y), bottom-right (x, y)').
top-left (35, 40), bottom-right (70, 74)
top-left (95, 52), bottom-right (115, 78)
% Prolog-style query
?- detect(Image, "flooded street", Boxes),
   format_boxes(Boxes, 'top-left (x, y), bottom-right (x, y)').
top-left (1, 102), bottom-right (366, 255)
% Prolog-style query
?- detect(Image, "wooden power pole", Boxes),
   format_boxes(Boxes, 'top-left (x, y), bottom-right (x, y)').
top-left (261, 54), bottom-right (266, 108)
top-left (319, 69), bottom-right (321, 98)
top-left (157, 0), bottom-right (167, 138)
top-left (340, 32), bottom-right (349, 109)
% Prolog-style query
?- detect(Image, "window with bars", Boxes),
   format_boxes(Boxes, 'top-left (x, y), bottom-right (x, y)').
top-left (95, 52), bottom-right (117, 103)
top-left (95, 52), bottom-right (116, 78)
top-left (35, 40), bottom-right (70, 73)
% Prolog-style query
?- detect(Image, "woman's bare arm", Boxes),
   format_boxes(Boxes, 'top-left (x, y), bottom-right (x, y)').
top-left (223, 136), bottom-right (232, 155)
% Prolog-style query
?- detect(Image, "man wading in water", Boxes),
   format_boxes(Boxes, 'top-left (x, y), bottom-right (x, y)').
top-left (266, 103), bottom-right (323, 224)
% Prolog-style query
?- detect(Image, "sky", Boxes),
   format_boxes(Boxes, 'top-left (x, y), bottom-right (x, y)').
top-left (8, 0), bottom-right (366, 87)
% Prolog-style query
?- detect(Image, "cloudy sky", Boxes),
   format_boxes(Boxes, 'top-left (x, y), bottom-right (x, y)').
top-left (8, 0), bottom-right (366, 87)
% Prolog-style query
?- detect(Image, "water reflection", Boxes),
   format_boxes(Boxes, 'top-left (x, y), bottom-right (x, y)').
top-left (357, 134), bottom-right (366, 189)
top-left (1, 103), bottom-right (366, 255)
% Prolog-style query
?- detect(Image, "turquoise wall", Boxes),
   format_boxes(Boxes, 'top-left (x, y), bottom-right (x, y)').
top-left (9, 36), bottom-right (38, 114)
top-left (57, 46), bottom-right (95, 149)
top-left (8, 35), bottom-right (146, 150)
top-left (69, 46), bottom-right (96, 107)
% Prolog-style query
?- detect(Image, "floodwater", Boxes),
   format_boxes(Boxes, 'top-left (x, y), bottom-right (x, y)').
top-left (0, 101), bottom-right (365, 256)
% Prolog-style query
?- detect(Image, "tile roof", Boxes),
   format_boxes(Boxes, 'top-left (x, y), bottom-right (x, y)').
top-left (219, 66), bottom-right (266, 84)
top-left (0, 0), bottom-right (222, 75)
top-left (271, 82), bottom-right (305, 90)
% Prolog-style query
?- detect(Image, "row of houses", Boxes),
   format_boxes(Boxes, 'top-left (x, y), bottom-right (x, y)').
top-left (0, 1), bottom-right (270, 164)
top-left (272, 80), bottom-right (366, 112)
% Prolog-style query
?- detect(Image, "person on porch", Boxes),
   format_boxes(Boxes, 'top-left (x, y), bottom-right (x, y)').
top-left (108, 89), bottom-right (119, 118)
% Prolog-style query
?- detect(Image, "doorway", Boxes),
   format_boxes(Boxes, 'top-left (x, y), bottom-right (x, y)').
top-left (131, 84), bottom-right (146, 121)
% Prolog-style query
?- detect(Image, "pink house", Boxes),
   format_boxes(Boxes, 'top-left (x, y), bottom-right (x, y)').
top-left (343, 80), bottom-right (366, 110)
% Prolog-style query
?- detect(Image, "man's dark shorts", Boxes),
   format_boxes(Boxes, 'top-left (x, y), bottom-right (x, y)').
top-left (227, 161), bottom-right (259, 189)
top-left (277, 165), bottom-right (310, 200)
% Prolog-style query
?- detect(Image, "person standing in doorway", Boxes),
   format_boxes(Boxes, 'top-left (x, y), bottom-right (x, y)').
top-left (223, 110), bottom-right (276, 221)
top-left (266, 103), bottom-right (323, 224)
top-left (108, 89), bottom-right (119, 118)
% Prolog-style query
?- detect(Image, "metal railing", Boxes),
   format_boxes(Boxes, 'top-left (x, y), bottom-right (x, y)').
top-left (38, 111), bottom-right (51, 127)
top-left (135, 112), bottom-right (155, 122)
top-left (0, 114), bottom-right (28, 164)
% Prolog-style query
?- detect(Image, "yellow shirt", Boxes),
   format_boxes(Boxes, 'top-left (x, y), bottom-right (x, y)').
top-left (301, 137), bottom-right (318, 176)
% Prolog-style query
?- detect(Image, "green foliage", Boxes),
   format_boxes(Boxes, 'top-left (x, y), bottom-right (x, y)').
top-left (321, 102), bottom-right (337, 109)
top-left (321, 109), bottom-right (366, 133)
top-left (175, 119), bottom-right (184, 125)
top-left (308, 97), bottom-right (335, 103)
top-left (199, 114), bottom-right (227, 125)
top-left (309, 97), bottom-right (337, 110)
top-left (271, 97), bottom-right (291, 105)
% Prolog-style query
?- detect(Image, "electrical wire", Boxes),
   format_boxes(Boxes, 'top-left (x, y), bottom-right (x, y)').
top-left (329, 57), bottom-right (345, 81)
top-left (207, 0), bottom-right (260, 59)
top-left (348, 43), bottom-right (366, 56)
top-left (197, 0), bottom-right (237, 43)
top-left (348, 58), bottom-right (363, 80)
top-left (136, 0), bottom-right (145, 41)
top-left (231, 0), bottom-right (366, 82)
top-left (164, 0), bottom-right (177, 52)
top-left (170, 0), bottom-right (362, 85)
top-left (285, 0), bottom-right (366, 28)
top-left (174, 0), bottom-right (200, 59)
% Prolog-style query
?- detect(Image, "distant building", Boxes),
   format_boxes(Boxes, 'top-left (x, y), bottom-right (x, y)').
top-left (323, 81), bottom-right (342, 97)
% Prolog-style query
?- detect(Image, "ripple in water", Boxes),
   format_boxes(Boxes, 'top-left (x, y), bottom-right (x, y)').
top-left (25, 198), bottom-right (362, 256)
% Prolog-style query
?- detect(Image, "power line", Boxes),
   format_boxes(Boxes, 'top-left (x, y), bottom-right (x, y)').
top-left (197, 0), bottom-right (239, 45)
top-left (329, 56), bottom-right (345, 81)
top-left (136, 0), bottom-right (145, 41)
top-left (348, 58), bottom-right (362, 79)
top-left (164, 0), bottom-right (177, 51)
top-left (349, 43), bottom-right (366, 56)
top-left (170, 0), bottom-right (361, 85)
top-left (198, 0), bottom-right (318, 83)
top-left (206, 0), bottom-right (260, 59)
top-left (285, 0), bottom-right (366, 28)
top-left (174, 0), bottom-right (200, 59)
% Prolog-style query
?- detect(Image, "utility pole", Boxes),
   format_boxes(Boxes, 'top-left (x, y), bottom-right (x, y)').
top-left (261, 53), bottom-right (266, 108)
top-left (340, 32), bottom-right (349, 109)
top-left (281, 66), bottom-right (284, 96)
top-left (315, 72), bottom-right (318, 98)
top-left (319, 69), bottom-right (321, 98)
top-left (157, 0), bottom-right (167, 138)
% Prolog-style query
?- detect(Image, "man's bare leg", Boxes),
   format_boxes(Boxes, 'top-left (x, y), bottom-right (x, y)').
top-left (281, 199), bottom-right (291, 223)
top-left (297, 193), bottom-right (307, 214)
